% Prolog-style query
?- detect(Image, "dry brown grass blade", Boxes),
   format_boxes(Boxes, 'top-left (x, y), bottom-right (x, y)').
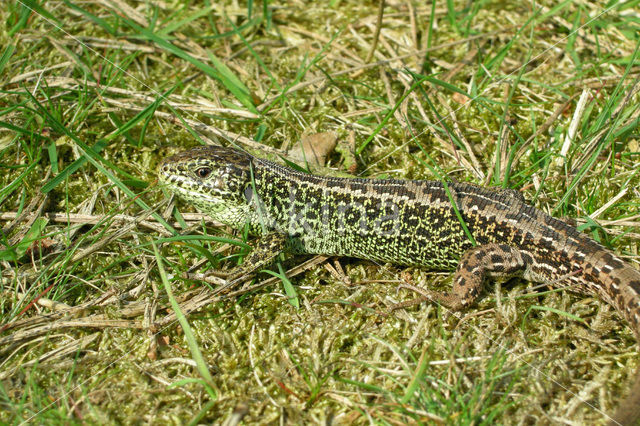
top-left (364, 0), bottom-right (385, 64)
top-left (0, 333), bottom-right (100, 380)
top-left (1, 211), bottom-right (173, 235)
top-left (257, 29), bottom-right (508, 110)
top-left (0, 318), bottom-right (142, 349)
top-left (512, 93), bottom-right (580, 167)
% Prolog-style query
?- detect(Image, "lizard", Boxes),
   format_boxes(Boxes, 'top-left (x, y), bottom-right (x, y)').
top-left (158, 144), bottom-right (640, 425)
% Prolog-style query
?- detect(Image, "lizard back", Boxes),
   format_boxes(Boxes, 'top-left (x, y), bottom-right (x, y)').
top-left (253, 157), bottom-right (640, 332)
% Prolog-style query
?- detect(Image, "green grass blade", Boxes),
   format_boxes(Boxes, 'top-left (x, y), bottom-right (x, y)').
top-left (117, 14), bottom-right (257, 114)
top-left (357, 75), bottom-right (428, 155)
top-left (26, 91), bottom-right (175, 233)
top-left (262, 262), bottom-right (300, 309)
top-left (0, 217), bottom-right (49, 261)
top-left (62, 0), bottom-right (115, 34)
top-left (152, 240), bottom-right (217, 393)
top-left (206, 51), bottom-right (257, 112)
top-left (41, 85), bottom-right (176, 193)
top-left (41, 138), bottom-right (108, 194)
top-left (0, 44), bottom-right (15, 75)
top-left (9, 0), bottom-right (61, 36)
top-left (153, 234), bottom-right (251, 250)
top-left (0, 160), bottom-right (38, 207)
top-left (157, 5), bottom-right (216, 36)
top-left (400, 345), bottom-right (430, 404)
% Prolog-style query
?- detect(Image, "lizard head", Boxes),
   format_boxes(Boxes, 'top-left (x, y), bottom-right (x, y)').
top-left (158, 145), bottom-right (255, 228)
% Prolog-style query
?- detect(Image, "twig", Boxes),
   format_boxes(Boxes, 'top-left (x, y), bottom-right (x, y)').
top-left (365, 0), bottom-right (386, 63)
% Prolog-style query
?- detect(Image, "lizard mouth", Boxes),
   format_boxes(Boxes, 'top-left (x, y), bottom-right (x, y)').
top-left (165, 179), bottom-right (223, 206)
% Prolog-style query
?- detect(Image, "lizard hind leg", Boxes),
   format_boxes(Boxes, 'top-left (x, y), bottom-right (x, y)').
top-left (422, 243), bottom-right (530, 311)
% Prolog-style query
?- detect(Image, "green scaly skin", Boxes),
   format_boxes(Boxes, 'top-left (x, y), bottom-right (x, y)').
top-left (159, 145), bottom-right (640, 425)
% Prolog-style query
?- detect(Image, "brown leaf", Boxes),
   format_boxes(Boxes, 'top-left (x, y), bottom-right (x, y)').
top-left (288, 131), bottom-right (338, 167)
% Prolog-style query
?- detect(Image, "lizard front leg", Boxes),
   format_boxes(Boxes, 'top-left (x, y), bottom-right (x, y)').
top-left (215, 232), bottom-right (288, 292)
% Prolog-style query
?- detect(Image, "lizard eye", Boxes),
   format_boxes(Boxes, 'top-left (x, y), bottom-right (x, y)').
top-left (195, 167), bottom-right (212, 179)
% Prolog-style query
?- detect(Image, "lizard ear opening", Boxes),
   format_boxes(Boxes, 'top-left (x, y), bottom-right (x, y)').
top-left (244, 185), bottom-right (254, 203)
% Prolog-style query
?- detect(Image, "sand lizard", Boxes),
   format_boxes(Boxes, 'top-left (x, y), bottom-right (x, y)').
top-left (159, 145), bottom-right (640, 425)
